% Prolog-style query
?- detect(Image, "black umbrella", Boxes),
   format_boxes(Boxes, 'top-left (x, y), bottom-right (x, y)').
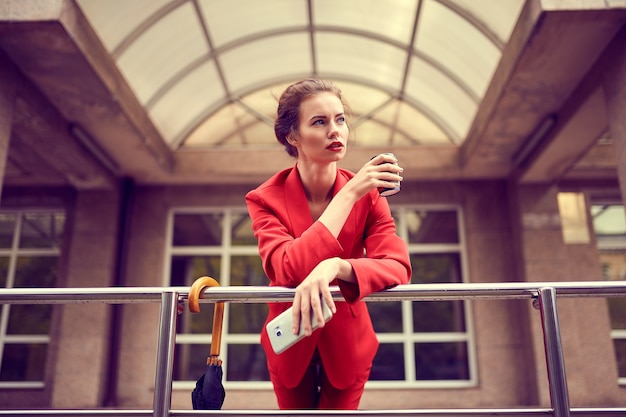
top-left (189, 276), bottom-right (225, 410)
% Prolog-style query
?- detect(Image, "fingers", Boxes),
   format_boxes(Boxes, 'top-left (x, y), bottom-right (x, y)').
top-left (370, 153), bottom-right (393, 164)
top-left (310, 294), bottom-right (323, 334)
top-left (293, 286), bottom-right (314, 336)
top-left (291, 292), bottom-right (302, 335)
top-left (293, 285), bottom-right (331, 337)
top-left (323, 291), bottom-right (336, 315)
top-left (370, 153), bottom-right (398, 167)
top-left (373, 155), bottom-right (403, 191)
top-left (368, 154), bottom-right (403, 175)
top-left (292, 259), bottom-right (340, 337)
top-left (300, 294), bottom-right (313, 336)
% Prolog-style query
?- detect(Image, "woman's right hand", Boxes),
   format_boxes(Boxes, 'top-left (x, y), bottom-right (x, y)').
top-left (316, 154), bottom-right (403, 240)
top-left (342, 153), bottom-right (403, 201)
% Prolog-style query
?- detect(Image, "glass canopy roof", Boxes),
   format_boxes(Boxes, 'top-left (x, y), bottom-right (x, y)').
top-left (76, 0), bottom-right (525, 151)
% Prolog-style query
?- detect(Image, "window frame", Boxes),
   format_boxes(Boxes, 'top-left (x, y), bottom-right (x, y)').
top-left (369, 205), bottom-right (476, 389)
top-left (167, 207), bottom-right (269, 390)
top-left (168, 204), bottom-right (476, 390)
top-left (0, 209), bottom-right (64, 389)
top-left (591, 201), bottom-right (626, 385)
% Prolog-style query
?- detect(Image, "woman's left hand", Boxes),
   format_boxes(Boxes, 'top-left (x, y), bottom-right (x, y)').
top-left (291, 258), bottom-right (344, 336)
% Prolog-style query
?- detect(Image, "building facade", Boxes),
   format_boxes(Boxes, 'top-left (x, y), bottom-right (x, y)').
top-left (0, 0), bottom-right (625, 412)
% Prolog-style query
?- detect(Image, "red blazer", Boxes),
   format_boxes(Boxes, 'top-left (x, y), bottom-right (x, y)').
top-left (245, 166), bottom-right (412, 389)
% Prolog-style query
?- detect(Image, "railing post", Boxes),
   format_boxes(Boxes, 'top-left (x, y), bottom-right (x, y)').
top-left (153, 291), bottom-right (178, 417)
top-left (538, 287), bottom-right (570, 417)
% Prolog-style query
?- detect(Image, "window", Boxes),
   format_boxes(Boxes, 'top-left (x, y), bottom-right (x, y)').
top-left (170, 205), bottom-right (474, 389)
top-left (370, 207), bottom-right (474, 387)
top-left (169, 209), bottom-right (269, 389)
top-left (591, 203), bottom-right (626, 384)
top-left (0, 210), bottom-right (65, 388)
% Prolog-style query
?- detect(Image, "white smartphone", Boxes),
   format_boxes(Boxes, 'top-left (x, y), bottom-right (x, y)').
top-left (266, 300), bottom-right (333, 354)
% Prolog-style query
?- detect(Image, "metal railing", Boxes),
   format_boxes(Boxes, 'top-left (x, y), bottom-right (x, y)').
top-left (1, 281), bottom-right (626, 417)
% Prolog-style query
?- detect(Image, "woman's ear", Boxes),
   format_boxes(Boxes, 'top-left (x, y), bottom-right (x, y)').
top-left (286, 133), bottom-right (298, 146)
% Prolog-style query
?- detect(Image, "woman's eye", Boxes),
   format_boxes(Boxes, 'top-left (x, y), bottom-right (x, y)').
top-left (312, 119), bottom-right (324, 125)
top-left (337, 116), bottom-right (345, 123)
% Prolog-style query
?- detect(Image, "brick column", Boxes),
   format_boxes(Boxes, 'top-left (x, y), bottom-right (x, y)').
top-left (510, 184), bottom-right (621, 406)
top-left (51, 189), bottom-right (121, 408)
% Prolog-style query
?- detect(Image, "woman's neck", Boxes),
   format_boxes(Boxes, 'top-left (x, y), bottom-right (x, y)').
top-left (296, 161), bottom-right (337, 203)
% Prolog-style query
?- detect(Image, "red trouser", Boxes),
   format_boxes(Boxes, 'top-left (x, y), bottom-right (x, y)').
top-left (270, 358), bottom-right (371, 409)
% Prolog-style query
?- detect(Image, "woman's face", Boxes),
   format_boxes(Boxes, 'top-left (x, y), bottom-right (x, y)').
top-left (293, 92), bottom-right (348, 164)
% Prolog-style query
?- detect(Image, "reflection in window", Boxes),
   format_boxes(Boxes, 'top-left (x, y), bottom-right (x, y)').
top-left (0, 210), bottom-right (64, 387)
top-left (170, 255), bottom-right (221, 288)
top-left (405, 210), bottom-right (459, 244)
top-left (172, 213), bottom-right (224, 246)
top-left (0, 257), bottom-right (8, 287)
top-left (0, 344), bottom-right (47, 381)
top-left (227, 344), bottom-right (269, 381)
top-left (592, 204), bottom-right (626, 238)
top-left (231, 213), bottom-right (257, 246)
top-left (370, 343), bottom-right (405, 381)
top-left (7, 305), bottom-right (52, 335)
top-left (20, 213), bottom-right (65, 249)
top-left (413, 301), bottom-right (466, 333)
top-left (14, 256), bottom-right (58, 288)
top-left (370, 302), bottom-right (403, 333)
top-left (0, 214), bottom-right (16, 249)
top-left (415, 342), bottom-right (469, 380)
top-left (411, 253), bottom-right (462, 284)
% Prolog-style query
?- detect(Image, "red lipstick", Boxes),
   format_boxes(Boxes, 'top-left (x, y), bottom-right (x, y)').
top-left (327, 141), bottom-right (343, 151)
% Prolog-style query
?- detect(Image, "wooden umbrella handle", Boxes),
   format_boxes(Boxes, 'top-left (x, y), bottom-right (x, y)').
top-left (188, 276), bottom-right (224, 357)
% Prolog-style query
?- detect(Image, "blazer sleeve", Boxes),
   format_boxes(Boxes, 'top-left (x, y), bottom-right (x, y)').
top-left (340, 193), bottom-right (412, 303)
top-left (246, 188), bottom-right (344, 287)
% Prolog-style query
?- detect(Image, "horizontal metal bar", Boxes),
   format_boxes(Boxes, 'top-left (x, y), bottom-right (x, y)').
top-left (1, 281), bottom-right (626, 305)
top-left (0, 408), bottom-right (560, 416)
top-left (0, 287), bottom-right (179, 304)
top-left (570, 409), bottom-right (626, 416)
top-left (171, 409), bottom-right (626, 417)
top-left (171, 409), bottom-right (554, 416)
top-left (0, 407), bottom-right (625, 416)
top-left (0, 411), bottom-right (152, 416)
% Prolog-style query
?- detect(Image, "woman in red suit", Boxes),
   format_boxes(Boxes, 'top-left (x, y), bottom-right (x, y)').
top-left (245, 79), bottom-right (412, 409)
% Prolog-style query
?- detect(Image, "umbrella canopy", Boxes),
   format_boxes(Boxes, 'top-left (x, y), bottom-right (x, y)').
top-left (191, 359), bottom-right (225, 410)
top-left (189, 276), bottom-right (225, 410)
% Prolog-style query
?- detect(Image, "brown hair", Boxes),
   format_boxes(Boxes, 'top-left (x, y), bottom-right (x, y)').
top-left (274, 79), bottom-right (349, 157)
